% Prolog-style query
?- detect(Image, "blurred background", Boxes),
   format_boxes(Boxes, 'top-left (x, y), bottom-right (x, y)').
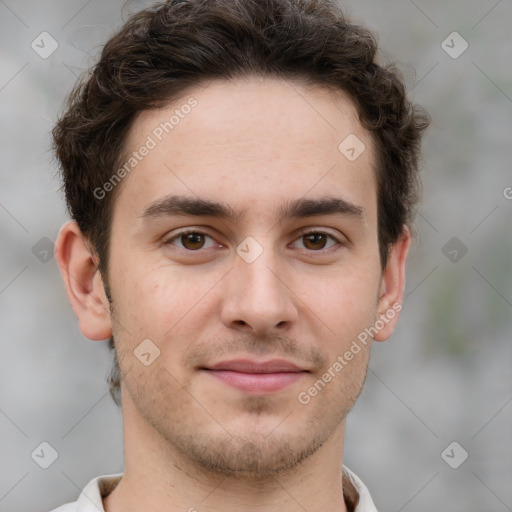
top-left (1, 0), bottom-right (511, 510)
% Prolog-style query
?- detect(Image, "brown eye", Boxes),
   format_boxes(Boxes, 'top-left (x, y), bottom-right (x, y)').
top-left (302, 233), bottom-right (338, 251)
top-left (181, 232), bottom-right (205, 250)
top-left (302, 233), bottom-right (328, 250)
top-left (166, 230), bottom-right (217, 251)
top-left (293, 231), bottom-right (341, 251)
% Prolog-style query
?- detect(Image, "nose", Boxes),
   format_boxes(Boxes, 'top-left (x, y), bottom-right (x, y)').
top-left (220, 249), bottom-right (299, 336)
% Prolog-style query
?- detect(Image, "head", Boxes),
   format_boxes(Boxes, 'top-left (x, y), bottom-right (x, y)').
top-left (54, 0), bottom-right (429, 477)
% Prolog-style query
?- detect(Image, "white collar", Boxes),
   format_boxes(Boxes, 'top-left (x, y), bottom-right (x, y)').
top-left (59, 465), bottom-right (378, 512)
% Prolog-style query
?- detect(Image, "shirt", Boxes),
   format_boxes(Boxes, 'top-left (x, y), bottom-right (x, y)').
top-left (49, 465), bottom-right (378, 511)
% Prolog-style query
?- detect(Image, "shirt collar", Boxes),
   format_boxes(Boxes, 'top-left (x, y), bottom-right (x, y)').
top-left (74, 473), bottom-right (122, 512)
top-left (74, 465), bottom-right (377, 511)
top-left (342, 465), bottom-right (379, 511)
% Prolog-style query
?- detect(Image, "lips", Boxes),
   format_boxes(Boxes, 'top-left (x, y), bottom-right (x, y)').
top-left (207, 359), bottom-right (305, 373)
top-left (201, 358), bottom-right (308, 394)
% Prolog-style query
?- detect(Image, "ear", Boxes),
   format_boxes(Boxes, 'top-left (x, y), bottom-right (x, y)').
top-left (373, 225), bottom-right (411, 342)
top-left (54, 220), bottom-right (113, 341)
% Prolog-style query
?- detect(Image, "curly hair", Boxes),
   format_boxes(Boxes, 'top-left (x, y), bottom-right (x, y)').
top-left (53, 0), bottom-right (430, 407)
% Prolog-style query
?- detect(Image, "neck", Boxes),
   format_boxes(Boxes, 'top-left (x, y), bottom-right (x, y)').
top-left (104, 394), bottom-right (349, 512)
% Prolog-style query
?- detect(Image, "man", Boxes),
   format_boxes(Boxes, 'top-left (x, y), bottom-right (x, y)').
top-left (51, 0), bottom-right (429, 510)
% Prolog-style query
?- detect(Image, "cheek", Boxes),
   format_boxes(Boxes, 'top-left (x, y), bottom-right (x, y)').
top-left (298, 265), bottom-right (380, 339)
top-left (109, 254), bottom-right (221, 341)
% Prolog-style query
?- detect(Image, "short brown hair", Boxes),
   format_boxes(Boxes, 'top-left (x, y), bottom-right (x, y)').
top-left (53, 0), bottom-right (430, 407)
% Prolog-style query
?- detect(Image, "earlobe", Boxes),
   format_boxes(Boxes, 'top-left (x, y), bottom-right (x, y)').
top-left (55, 220), bottom-right (113, 341)
top-left (373, 225), bottom-right (411, 342)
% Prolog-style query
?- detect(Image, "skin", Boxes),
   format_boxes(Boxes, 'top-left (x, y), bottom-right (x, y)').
top-left (55, 76), bottom-right (410, 512)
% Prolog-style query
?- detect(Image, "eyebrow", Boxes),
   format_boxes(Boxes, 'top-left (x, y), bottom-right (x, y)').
top-left (139, 194), bottom-right (365, 223)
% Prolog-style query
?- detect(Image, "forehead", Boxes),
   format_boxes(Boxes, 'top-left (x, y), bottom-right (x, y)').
top-left (115, 77), bottom-right (377, 224)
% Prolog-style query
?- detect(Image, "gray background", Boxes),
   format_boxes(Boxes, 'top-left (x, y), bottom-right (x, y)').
top-left (1, 0), bottom-right (511, 511)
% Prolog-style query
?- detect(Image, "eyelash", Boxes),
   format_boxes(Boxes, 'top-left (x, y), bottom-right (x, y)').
top-left (164, 228), bottom-right (345, 252)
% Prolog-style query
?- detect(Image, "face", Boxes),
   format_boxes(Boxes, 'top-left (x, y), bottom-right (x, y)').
top-left (100, 77), bottom-right (391, 476)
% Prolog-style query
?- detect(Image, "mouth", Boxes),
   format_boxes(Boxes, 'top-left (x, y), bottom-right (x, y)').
top-left (200, 358), bottom-right (309, 394)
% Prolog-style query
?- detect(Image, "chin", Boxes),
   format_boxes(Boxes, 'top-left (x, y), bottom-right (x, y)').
top-left (167, 423), bottom-right (329, 478)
